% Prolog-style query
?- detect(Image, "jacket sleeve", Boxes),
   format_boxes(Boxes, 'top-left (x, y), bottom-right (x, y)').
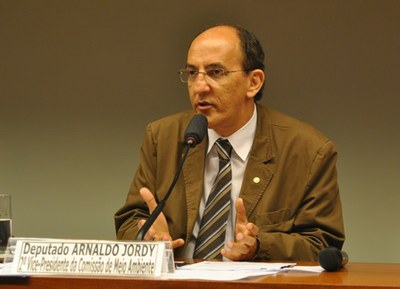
top-left (114, 124), bottom-right (156, 240)
top-left (255, 140), bottom-right (345, 261)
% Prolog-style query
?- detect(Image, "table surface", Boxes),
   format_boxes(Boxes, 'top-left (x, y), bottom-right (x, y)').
top-left (1, 262), bottom-right (400, 289)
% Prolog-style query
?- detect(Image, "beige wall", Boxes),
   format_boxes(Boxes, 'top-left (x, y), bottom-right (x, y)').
top-left (1, 0), bottom-right (399, 262)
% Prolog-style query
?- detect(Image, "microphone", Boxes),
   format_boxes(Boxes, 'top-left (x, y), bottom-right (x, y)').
top-left (136, 114), bottom-right (208, 240)
top-left (184, 114), bottom-right (208, 147)
top-left (318, 247), bottom-right (349, 271)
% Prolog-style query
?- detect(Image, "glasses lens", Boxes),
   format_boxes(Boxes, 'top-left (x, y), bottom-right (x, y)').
top-left (179, 68), bottom-right (239, 83)
top-left (179, 70), bottom-right (188, 83)
top-left (206, 68), bottom-right (225, 80)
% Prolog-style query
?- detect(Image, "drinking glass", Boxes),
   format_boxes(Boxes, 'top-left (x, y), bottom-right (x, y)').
top-left (0, 194), bottom-right (12, 254)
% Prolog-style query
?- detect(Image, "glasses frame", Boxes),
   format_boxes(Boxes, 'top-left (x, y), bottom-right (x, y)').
top-left (178, 68), bottom-right (247, 83)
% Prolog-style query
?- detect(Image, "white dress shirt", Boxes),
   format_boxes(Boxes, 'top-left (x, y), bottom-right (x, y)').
top-left (183, 105), bottom-right (257, 258)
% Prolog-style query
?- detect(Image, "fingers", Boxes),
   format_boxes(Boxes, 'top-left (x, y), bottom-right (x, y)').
top-left (236, 226), bottom-right (258, 247)
top-left (137, 219), bottom-right (146, 229)
top-left (140, 187), bottom-right (158, 213)
top-left (137, 219), bottom-right (155, 240)
top-left (221, 231), bottom-right (259, 261)
top-left (244, 222), bottom-right (259, 238)
top-left (137, 218), bottom-right (185, 249)
top-left (235, 198), bottom-right (258, 237)
top-left (171, 238), bottom-right (185, 249)
top-left (236, 197), bottom-right (248, 225)
top-left (137, 187), bottom-right (185, 249)
top-left (221, 198), bottom-right (260, 260)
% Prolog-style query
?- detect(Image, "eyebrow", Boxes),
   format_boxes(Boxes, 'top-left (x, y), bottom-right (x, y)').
top-left (185, 62), bottom-right (227, 69)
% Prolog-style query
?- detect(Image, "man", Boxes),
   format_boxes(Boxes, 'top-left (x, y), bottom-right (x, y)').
top-left (115, 24), bottom-right (345, 261)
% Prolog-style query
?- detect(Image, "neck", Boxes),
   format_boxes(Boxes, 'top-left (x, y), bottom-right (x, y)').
top-left (215, 103), bottom-right (256, 137)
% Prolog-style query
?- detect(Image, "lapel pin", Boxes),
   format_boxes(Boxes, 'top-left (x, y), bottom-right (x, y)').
top-left (253, 177), bottom-right (260, 184)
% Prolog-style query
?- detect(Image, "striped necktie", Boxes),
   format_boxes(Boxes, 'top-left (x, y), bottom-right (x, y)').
top-left (194, 138), bottom-right (233, 259)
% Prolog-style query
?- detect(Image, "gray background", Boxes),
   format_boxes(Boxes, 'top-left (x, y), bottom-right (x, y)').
top-left (1, 0), bottom-right (399, 263)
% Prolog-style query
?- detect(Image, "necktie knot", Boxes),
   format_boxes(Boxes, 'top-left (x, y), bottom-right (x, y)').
top-left (216, 138), bottom-right (232, 161)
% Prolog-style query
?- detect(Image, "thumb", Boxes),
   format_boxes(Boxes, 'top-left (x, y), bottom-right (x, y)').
top-left (140, 187), bottom-right (158, 213)
top-left (236, 197), bottom-right (248, 224)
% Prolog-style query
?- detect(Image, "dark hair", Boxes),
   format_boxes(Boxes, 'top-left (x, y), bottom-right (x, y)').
top-left (196, 24), bottom-right (266, 101)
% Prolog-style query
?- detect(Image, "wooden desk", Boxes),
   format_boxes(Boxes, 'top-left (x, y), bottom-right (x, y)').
top-left (1, 262), bottom-right (400, 289)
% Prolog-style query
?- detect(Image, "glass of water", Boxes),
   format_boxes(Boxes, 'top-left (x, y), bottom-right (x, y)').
top-left (0, 194), bottom-right (12, 255)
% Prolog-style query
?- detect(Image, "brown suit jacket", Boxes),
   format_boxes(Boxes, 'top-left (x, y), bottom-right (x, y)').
top-left (114, 104), bottom-right (345, 261)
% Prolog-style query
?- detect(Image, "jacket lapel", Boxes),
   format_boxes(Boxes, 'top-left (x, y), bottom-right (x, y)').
top-left (240, 106), bottom-right (275, 218)
top-left (181, 138), bottom-right (207, 241)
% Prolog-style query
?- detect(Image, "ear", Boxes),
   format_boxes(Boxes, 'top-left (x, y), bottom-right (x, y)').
top-left (246, 69), bottom-right (265, 99)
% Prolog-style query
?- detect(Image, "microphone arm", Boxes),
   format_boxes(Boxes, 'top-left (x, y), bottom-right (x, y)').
top-left (136, 143), bottom-right (193, 241)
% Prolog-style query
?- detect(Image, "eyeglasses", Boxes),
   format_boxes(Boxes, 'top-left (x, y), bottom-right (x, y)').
top-left (178, 68), bottom-right (246, 83)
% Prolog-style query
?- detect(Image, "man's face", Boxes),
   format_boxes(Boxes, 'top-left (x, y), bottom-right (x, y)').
top-left (186, 26), bottom-right (257, 137)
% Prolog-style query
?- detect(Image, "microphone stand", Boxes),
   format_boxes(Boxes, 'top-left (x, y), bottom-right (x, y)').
top-left (136, 142), bottom-right (193, 241)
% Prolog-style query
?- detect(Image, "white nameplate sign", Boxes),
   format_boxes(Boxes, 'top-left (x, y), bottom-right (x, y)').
top-left (8, 238), bottom-right (174, 277)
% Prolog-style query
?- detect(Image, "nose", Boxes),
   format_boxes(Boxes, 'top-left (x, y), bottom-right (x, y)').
top-left (190, 73), bottom-right (211, 94)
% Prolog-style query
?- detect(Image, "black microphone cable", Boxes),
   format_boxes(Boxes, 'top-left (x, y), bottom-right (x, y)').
top-left (136, 114), bottom-right (207, 241)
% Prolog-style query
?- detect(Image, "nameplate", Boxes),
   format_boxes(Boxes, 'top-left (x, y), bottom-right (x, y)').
top-left (8, 238), bottom-right (174, 276)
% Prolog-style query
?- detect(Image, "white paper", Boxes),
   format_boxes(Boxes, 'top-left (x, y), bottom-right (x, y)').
top-left (179, 260), bottom-right (296, 271)
top-left (166, 268), bottom-right (278, 280)
top-left (284, 265), bottom-right (325, 273)
top-left (162, 261), bottom-right (298, 280)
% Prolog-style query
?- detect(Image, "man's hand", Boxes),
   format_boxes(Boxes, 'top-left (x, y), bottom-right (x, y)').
top-left (138, 187), bottom-right (185, 249)
top-left (221, 197), bottom-right (259, 260)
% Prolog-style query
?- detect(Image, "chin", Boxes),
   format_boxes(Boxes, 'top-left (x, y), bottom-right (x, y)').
top-left (206, 119), bottom-right (216, 130)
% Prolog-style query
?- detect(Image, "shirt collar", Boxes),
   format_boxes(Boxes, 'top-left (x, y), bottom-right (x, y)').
top-left (207, 104), bottom-right (257, 162)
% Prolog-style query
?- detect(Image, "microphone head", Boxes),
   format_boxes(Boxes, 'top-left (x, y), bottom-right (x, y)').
top-left (318, 247), bottom-right (347, 271)
top-left (184, 114), bottom-right (208, 147)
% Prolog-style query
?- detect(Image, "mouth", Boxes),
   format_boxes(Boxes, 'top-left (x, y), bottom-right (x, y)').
top-left (196, 100), bottom-right (213, 112)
